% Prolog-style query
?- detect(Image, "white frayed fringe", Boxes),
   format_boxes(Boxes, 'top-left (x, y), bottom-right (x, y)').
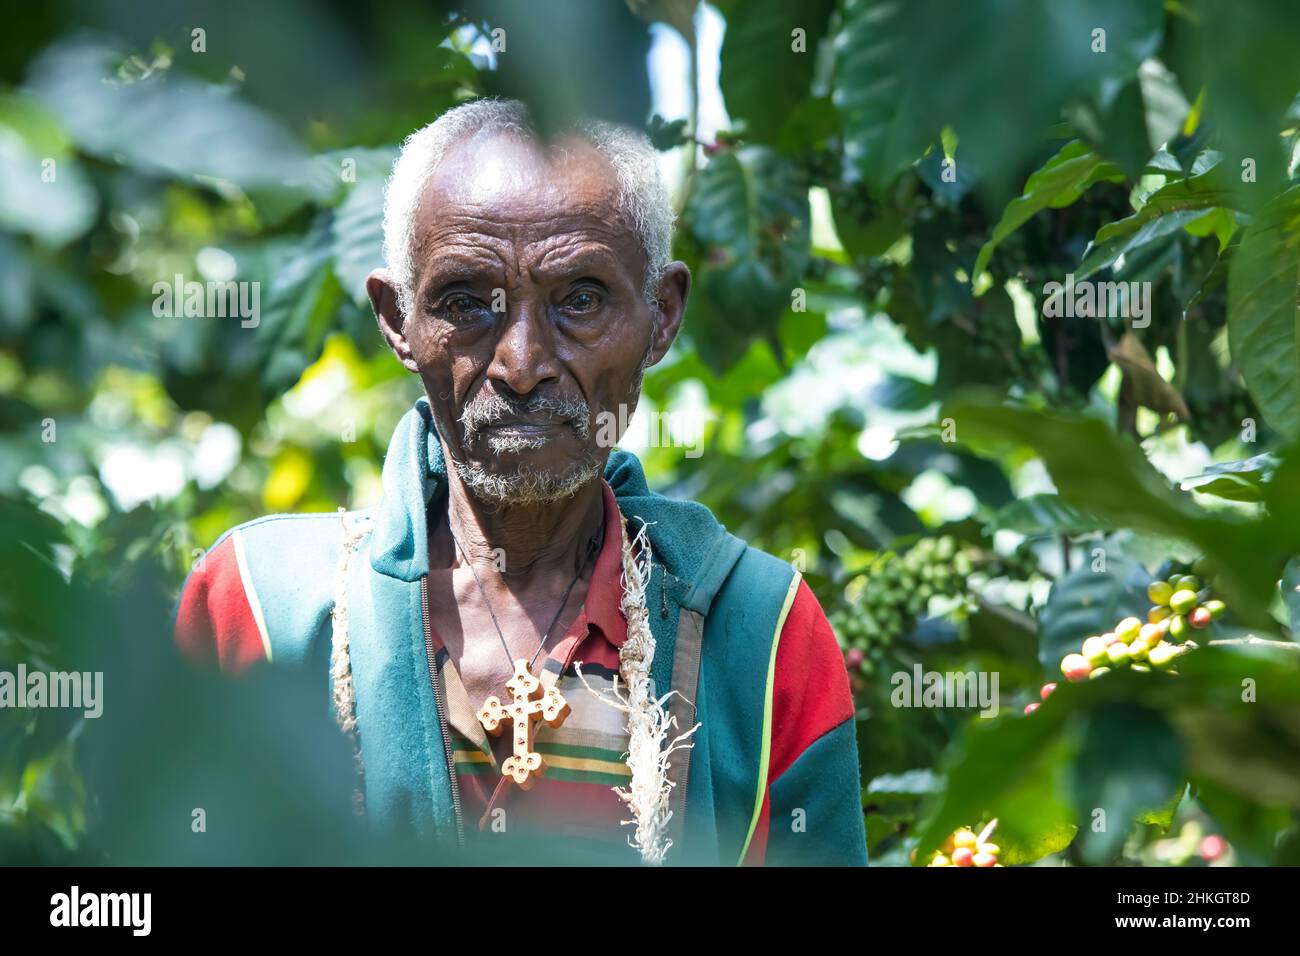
top-left (577, 515), bottom-right (700, 865)
top-left (331, 507), bottom-right (373, 816)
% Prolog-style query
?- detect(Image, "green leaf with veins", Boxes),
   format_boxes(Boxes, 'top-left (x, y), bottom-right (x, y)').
top-left (1228, 186), bottom-right (1300, 440)
top-left (684, 146), bottom-right (810, 371)
top-left (942, 394), bottom-right (1300, 626)
top-left (715, 0), bottom-right (836, 146)
top-left (972, 142), bottom-right (1124, 281)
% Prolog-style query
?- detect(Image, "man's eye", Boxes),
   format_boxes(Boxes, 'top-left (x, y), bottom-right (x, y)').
top-left (441, 294), bottom-right (487, 319)
top-left (564, 289), bottom-right (603, 313)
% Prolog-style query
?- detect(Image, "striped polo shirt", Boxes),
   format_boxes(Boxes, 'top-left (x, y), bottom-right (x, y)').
top-left (425, 480), bottom-right (643, 860)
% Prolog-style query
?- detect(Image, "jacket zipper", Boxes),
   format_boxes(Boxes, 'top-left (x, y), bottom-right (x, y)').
top-left (422, 573), bottom-right (465, 846)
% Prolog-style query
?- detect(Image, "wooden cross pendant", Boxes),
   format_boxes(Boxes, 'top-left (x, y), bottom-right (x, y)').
top-left (477, 658), bottom-right (571, 789)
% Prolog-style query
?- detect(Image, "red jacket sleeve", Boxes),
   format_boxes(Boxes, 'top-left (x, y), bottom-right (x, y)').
top-left (743, 578), bottom-right (865, 865)
top-left (174, 531), bottom-right (271, 674)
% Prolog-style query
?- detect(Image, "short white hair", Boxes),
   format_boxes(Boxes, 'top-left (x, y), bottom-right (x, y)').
top-left (381, 98), bottom-right (674, 317)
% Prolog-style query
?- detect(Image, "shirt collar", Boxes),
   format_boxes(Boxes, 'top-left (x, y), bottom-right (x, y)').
top-left (584, 480), bottom-right (628, 648)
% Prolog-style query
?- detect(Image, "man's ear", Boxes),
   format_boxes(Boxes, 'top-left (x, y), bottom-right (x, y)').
top-left (366, 268), bottom-right (419, 372)
top-left (645, 261), bottom-right (690, 366)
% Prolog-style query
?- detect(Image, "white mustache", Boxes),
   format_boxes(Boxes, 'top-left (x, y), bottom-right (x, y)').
top-left (458, 390), bottom-right (592, 445)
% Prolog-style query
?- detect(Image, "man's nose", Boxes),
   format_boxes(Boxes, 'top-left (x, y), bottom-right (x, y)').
top-left (487, 297), bottom-right (560, 395)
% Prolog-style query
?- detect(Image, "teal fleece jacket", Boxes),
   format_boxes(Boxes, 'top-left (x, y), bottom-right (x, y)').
top-left (175, 398), bottom-right (868, 865)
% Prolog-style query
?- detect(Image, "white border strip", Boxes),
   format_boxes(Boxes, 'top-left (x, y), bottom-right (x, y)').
top-left (232, 528), bottom-right (273, 662)
top-left (736, 570), bottom-right (803, 866)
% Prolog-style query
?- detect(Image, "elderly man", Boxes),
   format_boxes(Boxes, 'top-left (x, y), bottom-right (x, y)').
top-left (174, 99), bottom-right (866, 866)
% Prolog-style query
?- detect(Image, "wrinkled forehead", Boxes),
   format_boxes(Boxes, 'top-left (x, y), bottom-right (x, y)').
top-left (415, 130), bottom-right (628, 239)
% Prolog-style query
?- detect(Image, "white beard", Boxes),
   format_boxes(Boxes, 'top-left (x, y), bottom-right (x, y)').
top-left (451, 453), bottom-right (603, 505)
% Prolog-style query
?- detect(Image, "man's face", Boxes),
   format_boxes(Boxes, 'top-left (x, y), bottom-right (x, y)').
top-left (368, 130), bottom-right (687, 504)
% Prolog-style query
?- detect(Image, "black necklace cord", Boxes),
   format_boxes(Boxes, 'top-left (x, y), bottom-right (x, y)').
top-left (446, 521), bottom-right (603, 671)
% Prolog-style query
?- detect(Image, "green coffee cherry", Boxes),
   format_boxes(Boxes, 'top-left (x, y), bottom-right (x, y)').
top-left (1204, 599), bottom-right (1226, 620)
top-left (1089, 666), bottom-right (1111, 680)
top-left (1169, 614), bottom-right (1188, 640)
top-left (1106, 642), bottom-right (1131, 666)
top-left (1170, 589), bottom-right (1198, 616)
top-left (1147, 581), bottom-right (1174, 606)
top-left (1115, 617), bottom-right (1142, 642)
top-left (1149, 643), bottom-right (1178, 668)
top-left (1082, 636), bottom-right (1109, 666)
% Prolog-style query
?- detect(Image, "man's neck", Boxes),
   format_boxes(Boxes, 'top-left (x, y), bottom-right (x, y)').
top-left (433, 468), bottom-right (606, 584)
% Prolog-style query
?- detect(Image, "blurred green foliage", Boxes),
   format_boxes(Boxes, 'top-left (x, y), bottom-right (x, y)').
top-left (3, 0), bottom-right (1300, 866)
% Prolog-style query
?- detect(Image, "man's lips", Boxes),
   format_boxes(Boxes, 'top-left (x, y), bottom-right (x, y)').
top-left (483, 418), bottom-right (573, 431)
top-left (479, 420), bottom-right (577, 441)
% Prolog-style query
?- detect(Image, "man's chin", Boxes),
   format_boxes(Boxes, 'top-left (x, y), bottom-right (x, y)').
top-left (452, 456), bottom-right (602, 505)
